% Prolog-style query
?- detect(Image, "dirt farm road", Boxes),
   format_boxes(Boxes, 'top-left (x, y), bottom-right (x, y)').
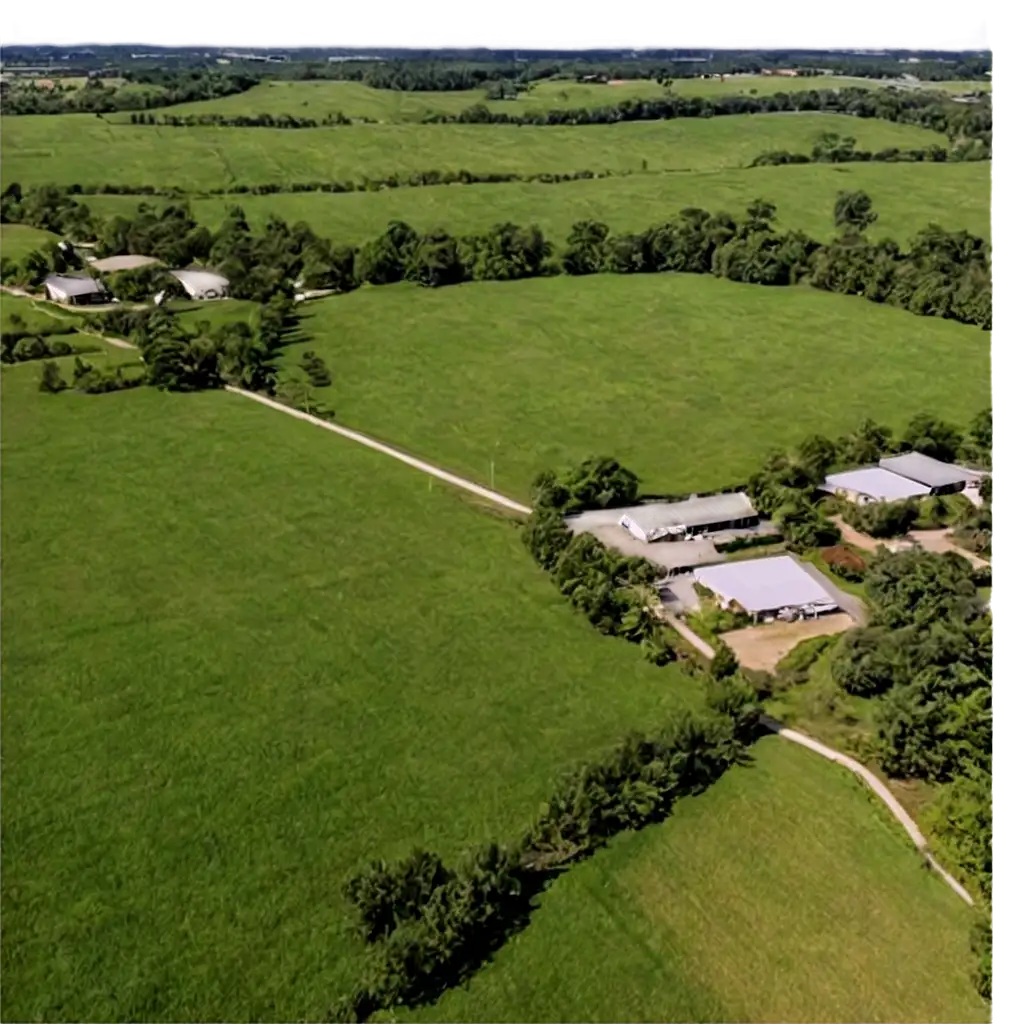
top-left (71, 332), bottom-right (975, 908)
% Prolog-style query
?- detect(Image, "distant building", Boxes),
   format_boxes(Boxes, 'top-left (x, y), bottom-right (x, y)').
top-left (42, 273), bottom-right (107, 306)
top-left (618, 492), bottom-right (759, 543)
top-left (879, 452), bottom-right (976, 495)
top-left (89, 254), bottom-right (162, 274)
top-left (170, 269), bottom-right (229, 300)
top-left (820, 467), bottom-right (930, 504)
top-left (693, 555), bottom-right (839, 622)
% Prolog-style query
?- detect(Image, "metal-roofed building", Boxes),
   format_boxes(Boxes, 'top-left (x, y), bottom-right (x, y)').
top-left (820, 467), bottom-right (931, 504)
top-left (88, 254), bottom-right (163, 274)
top-left (692, 555), bottom-right (839, 621)
top-left (170, 269), bottom-right (230, 300)
top-left (618, 492), bottom-right (758, 543)
top-left (42, 273), bottom-right (108, 306)
top-left (879, 452), bottom-right (974, 495)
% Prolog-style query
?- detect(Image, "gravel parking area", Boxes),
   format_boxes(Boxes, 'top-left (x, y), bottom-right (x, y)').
top-left (720, 613), bottom-right (855, 672)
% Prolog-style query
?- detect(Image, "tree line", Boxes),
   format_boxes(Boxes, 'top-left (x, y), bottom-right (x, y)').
top-left (3, 186), bottom-right (991, 331)
top-left (415, 87), bottom-right (990, 154)
top-left (751, 131), bottom-right (957, 166)
top-left (128, 111), bottom-right (354, 128)
top-left (332, 675), bottom-right (761, 1021)
top-left (0, 69), bottom-right (260, 115)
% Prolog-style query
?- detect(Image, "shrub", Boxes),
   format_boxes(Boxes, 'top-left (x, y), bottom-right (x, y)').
top-left (38, 360), bottom-right (68, 393)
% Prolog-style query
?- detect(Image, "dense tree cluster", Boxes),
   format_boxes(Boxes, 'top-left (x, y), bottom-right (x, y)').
top-left (825, 544), bottom-right (991, 993)
top-left (752, 141), bottom-right (955, 167)
top-left (333, 682), bottom-right (760, 1021)
top-left (1, 69), bottom-right (260, 115)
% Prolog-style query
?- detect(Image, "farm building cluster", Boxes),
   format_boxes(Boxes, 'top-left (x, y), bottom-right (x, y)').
top-left (565, 448), bottom-right (987, 634)
top-left (40, 248), bottom-right (231, 306)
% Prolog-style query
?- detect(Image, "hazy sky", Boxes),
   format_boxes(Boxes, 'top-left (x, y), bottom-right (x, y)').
top-left (1, 0), bottom-right (990, 50)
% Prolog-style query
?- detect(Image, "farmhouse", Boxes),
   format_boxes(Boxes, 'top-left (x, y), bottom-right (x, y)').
top-left (170, 269), bottom-right (230, 300)
top-left (692, 555), bottom-right (838, 622)
top-left (820, 466), bottom-right (930, 504)
top-left (88, 254), bottom-right (163, 274)
top-left (879, 452), bottom-right (975, 495)
top-left (618, 492), bottom-right (759, 542)
top-left (42, 273), bottom-right (107, 306)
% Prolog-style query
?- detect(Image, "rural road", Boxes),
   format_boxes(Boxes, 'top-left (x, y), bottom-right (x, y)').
top-left (75, 329), bottom-right (977, 908)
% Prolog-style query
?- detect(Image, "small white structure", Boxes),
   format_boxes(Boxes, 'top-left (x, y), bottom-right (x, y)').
top-left (88, 254), bottom-right (162, 274)
top-left (170, 269), bottom-right (230, 300)
top-left (618, 492), bottom-right (759, 543)
top-left (692, 555), bottom-right (838, 622)
top-left (820, 467), bottom-right (930, 504)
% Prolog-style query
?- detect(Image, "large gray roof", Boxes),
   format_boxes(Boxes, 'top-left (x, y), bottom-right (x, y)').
top-left (822, 467), bottom-right (931, 502)
top-left (170, 269), bottom-right (229, 298)
top-left (693, 555), bottom-right (836, 614)
top-left (43, 273), bottom-right (105, 297)
top-left (879, 452), bottom-right (975, 490)
top-left (89, 254), bottom-right (162, 273)
top-left (618, 492), bottom-right (757, 541)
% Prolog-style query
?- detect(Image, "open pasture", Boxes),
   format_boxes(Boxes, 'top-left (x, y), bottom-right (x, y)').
top-left (81, 161), bottom-right (990, 250)
top-left (254, 273), bottom-right (990, 502)
top-left (1, 113), bottom-right (949, 191)
top-left (1, 223), bottom-right (62, 262)
top-left (402, 735), bottom-right (986, 1023)
top-left (0, 356), bottom-right (704, 1021)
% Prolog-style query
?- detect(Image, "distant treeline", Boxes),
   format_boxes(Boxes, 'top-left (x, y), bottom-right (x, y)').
top-left (128, 111), bottom-right (354, 128)
top-left (751, 130), bottom-right (962, 165)
top-left (0, 69), bottom-right (260, 115)
top-left (2, 183), bottom-right (991, 330)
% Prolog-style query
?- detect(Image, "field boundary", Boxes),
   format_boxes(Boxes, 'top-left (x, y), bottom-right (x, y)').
top-left (760, 715), bottom-right (975, 906)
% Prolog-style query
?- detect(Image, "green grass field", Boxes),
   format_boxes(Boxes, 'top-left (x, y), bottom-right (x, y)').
top-left (80, 162), bottom-right (991, 250)
top-left (0, 355), bottom-right (702, 1021)
top-left (103, 75), bottom-right (902, 124)
top-left (212, 274), bottom-right (990, 502)
top-left (1, 113), bottom-right (949, 191)
top-left (1, 357), bottom-right (986, 1023)
top-left (1, 223), bottom-right (62, 262)
top-left (401, 735), bottom-right (986, 1024)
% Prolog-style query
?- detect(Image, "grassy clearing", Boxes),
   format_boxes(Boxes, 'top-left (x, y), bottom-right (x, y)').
top-left (80, 162), bottom-right (991, 250)
top-left (203, 274), bottom-right (991, 502)
top-left (0, 355), bottom-right (706, 1022)
top-left (1, 223), bottom-right (62, 262)
top-left (1, 114), bottom-right (949, 191)
top-left (105, 75), bottom-right (899, 124)
top-left (400, 735), bottom-right (985, 1024)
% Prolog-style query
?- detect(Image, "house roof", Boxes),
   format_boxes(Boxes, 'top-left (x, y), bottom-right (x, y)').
top-left (692, 555), bottom-right (836, 614)
top-left (43, 273), bottom-right (105, 297)
top-left (564, 519), bottom-right (726, 571)
top-left (170, 269), bottom-right (229, 297)
top-left (821, 467), bottom-right (931, 502)
top-left (618, 492), bottom-right (758, 541)
top-left (879, 452), bottom-right (975, 490)
top-left (89, 254), bottom-right (162, 273)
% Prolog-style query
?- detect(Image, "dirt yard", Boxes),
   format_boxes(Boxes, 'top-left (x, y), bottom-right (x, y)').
top-left (720, 613), bottom-right (855, 672)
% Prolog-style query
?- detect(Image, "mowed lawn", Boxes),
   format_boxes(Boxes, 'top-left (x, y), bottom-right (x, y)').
top-left (1, 113), bottom-right (948, 191)
top-left (0, 358), bottom-right (701, 1021)
top-left (259, 274), bottom-right (991, 501)
top-left (105, 75), bottom-right (900, 124)
top-left (82, 162), bottom-right (991, 250)
top-left (402, 736), bottom-right (986, 1024)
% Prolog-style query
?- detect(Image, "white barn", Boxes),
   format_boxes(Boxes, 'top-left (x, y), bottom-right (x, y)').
top-left (42, 273), bottom-right (107, 306)
top-left (879, 452), bottom-right (976, 496)
top-left (170, 269), bottom-right (230, 300)
top-left (820, 466), bottom-right (931, 504)
top-left (617, 492), bottom-right (759, 543)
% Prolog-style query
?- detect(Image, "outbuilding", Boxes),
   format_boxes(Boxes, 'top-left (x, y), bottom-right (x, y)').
top-left (42, 273), bottom-right (108, 306)
top-left (820, 466), bottom-right (931, 504)
top-left (878, 452), bottom-right (975, 496)
top-left (170, 268), bottom-right (230, 300)
top-left (692, 555), bottom-right (838, 622)
top-left (618, 492), bottom-right (759, 543)
top-left (88, 254), bottom-right (163, 274)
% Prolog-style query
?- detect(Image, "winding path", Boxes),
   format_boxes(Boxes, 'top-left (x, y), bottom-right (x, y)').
top-left (73, 328), bottom-right (975, 909)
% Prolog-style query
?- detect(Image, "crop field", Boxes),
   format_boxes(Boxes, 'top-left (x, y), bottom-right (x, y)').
top-left (0, 356), bottom-right (703, 1021)
top-left (81, 162), bottom-right (991, 250)
top-left (227, 273), bottom-right (992, 501)
top-left (0, 113), bottom-right (949, 191)
top-left (402, 735), bottom-right (986, 1024)
top-left (104, 75), bottom-right (900, 124)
